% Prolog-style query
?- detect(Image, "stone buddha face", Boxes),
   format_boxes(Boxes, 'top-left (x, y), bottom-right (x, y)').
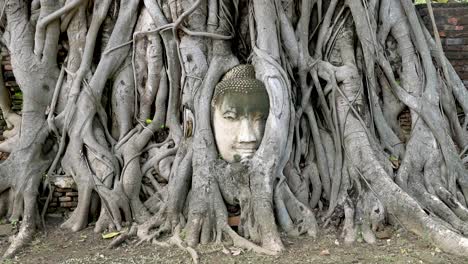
top-left (212, 65), bottom-right (269, 163)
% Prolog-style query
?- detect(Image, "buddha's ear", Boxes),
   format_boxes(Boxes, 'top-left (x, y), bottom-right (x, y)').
top-left (183, 108), bottom-right (195, 138)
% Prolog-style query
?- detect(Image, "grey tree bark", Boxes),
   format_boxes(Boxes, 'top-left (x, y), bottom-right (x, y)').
top-left (1, 0), bottom-right (468, 261)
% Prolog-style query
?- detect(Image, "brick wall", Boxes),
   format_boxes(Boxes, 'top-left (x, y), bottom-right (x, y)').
top-left (417, 3), bottom-right (468, 88)
top-left (45, 188), bottom-right (78, 213)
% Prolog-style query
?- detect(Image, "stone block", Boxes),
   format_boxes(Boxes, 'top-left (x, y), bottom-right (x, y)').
top-left (445, 38), bottom-right (464, 46)
top-left (60, 201), bottom-right (78, 208)
top-left (58, 196), bottom-right (72, 202)
top-left (52, 175), bottom-right (76, 190)
top-left (55, 188), bottom-right (73, 193)
top-left (65, 192), bottom-right (78, 197)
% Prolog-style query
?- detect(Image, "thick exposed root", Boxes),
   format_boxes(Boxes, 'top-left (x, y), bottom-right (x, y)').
top-left (0, 135), bottom-right (19, 153)
top-left (61, 182), bottom-right (93, 232)
top-left (275, 178), bottom-right (318, 237)
top-left (223, 226), bottom-right (277, 255)
top-left (4, 218), bottom-right (35, 259)
top-left (3, 0), bottom-right (468, 261)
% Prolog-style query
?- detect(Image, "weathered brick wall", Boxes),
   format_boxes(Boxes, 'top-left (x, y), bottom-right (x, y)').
top-left (45, 188), bottom-right (78, 213)
top-left (417, 3), bottom-right (468, 88)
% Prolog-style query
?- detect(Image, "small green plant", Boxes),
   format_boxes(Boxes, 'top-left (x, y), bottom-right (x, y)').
top-left (180, 229), bottom-right (187, 240)
top-left (2, 258), bottom-right (14, 264)
top-left (10, 219), bottom-right (18, 231)
top-left (13, 91), bottom-right (23, 99)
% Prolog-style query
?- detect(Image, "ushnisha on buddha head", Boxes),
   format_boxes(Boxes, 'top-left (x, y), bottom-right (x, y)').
top-left (211, 64), bottom-right (270, 163)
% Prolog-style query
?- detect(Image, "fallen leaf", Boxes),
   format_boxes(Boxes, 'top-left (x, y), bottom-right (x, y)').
top-left (230, 247), bottom-right (243, 256)
top-left (102, 231), bottom-right (120, 239)
top-left (319, 249), bottom-right (330, 256)
top-left (221, 247), bottom-right (230, 255)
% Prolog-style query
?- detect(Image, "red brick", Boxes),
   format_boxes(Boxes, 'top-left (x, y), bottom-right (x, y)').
top-left (448, 17), bottom-right (459, 26)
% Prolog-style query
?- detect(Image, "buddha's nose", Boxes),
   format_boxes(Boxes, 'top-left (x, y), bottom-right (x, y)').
top-left (238, 118), bottom-right (256, 143)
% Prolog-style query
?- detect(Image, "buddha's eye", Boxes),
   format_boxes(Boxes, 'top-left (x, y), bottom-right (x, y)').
top-left (223, 111), bottom-right (237, 120)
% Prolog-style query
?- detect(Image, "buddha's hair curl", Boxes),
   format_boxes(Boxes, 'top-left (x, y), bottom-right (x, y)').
top-left (211, 64), bottom-right (267, 107)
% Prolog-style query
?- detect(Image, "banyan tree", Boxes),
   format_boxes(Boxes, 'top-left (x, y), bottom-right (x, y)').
top-left (1, 0), bottom-right (468, 261)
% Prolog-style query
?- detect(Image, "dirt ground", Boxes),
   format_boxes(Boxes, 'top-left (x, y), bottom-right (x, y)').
top-left (0, 215), bottom-right (466, 264)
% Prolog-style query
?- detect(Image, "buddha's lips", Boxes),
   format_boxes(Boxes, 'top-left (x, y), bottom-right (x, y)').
top-left (236, 148), bottom-right (255, 152)
top-left (233, 144), bottom-right (257, 151)
top-left (234, 148), bottom-right (256, 155)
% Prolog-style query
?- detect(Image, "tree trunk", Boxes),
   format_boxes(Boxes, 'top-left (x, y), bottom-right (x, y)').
top-left (1, 0), bottom-right (468, 261)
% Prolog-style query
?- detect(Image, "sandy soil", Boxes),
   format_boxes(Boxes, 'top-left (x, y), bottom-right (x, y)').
top-left (0, 216), bottom-right (466, 264)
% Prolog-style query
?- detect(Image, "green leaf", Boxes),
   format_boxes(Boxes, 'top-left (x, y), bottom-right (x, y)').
top-left (145, 119), bottom-right (152, 124)
top-left (10, 220), bottom-right (17, 228)
top-left (389, 155), bottom-right (399, 161)
top-left (13, 92), bottom-right (22, 99)
top-left (102, 231), bottom-right (120, 239)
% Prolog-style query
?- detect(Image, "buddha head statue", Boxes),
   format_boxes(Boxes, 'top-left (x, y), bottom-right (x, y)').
top-left (211, 64), bottom-right (270, 163)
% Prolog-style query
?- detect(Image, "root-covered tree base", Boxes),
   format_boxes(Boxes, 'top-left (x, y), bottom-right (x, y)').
top-left (1, 0), bottom-right (468, 261)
